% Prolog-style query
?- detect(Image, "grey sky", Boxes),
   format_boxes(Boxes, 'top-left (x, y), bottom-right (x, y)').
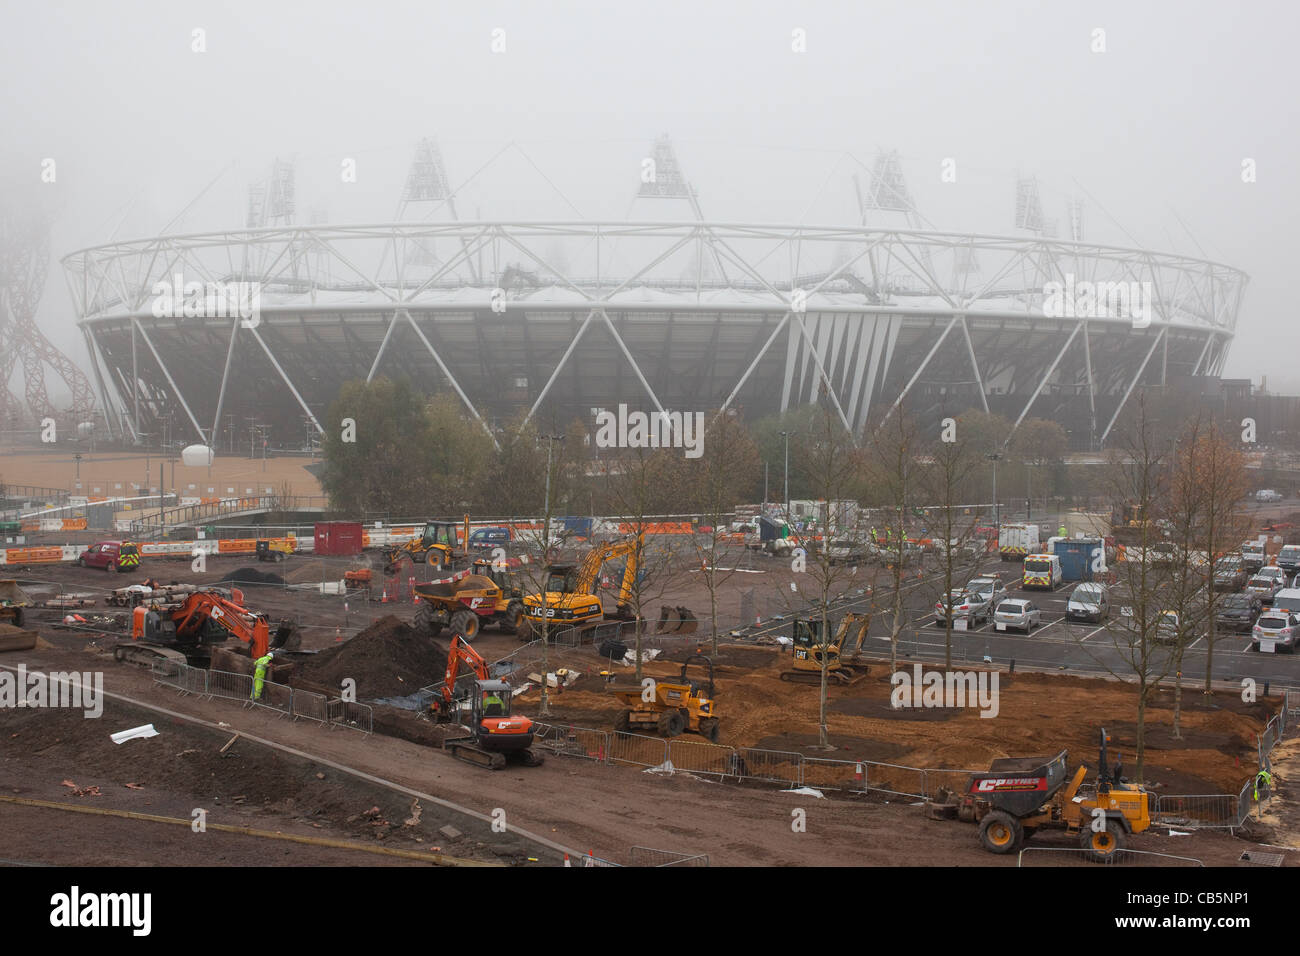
top-left (3, 0), bottom-right (1297, 391)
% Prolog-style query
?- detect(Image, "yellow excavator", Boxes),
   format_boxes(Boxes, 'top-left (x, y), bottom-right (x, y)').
top-left (519, 532), bottom-right (645, 638)
top-left (780, 612), bottom-right (870, 685)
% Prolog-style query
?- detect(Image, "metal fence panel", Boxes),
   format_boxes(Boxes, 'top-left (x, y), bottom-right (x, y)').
top-left (206, 668), bottom-right (255, 703)
top-left (666, 738), bottom-right (735, 777)
top-left (1153, 793), bottom-right (1240, 829)
top-left (1018, 847), bottom-right (1203, 867)
top-left (859, 761), bottom-right (927, 799)
top-left (801, 756), bottom-right (867, 792)
top-left (628, 846), bottom-right (710, 867)
top-left (924, 769), bottom-right (981, 801)
top-left (607, 731), bottom-right (669, 768)
top-left (328, 700), bottom-right (373, 733)
top-left (290, 688), bottom-right (330, 725)
top-left (533, 723), bottom-right (608, 760)
top-left (735, 748), bottom-right (803, 787)
top-left (251, 679), bottom-right (293, 716)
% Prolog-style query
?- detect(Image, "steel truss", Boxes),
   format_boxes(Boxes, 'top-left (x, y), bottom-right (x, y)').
top-left (62, 222), bottom-right (1246, 449)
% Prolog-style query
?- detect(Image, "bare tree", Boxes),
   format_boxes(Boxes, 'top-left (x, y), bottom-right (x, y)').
top-left (922, 420), bottom-right (987, 670)
top-left (867, 405), bottom-right (923, 682)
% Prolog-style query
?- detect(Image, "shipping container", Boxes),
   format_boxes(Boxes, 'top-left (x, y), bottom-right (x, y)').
top-left (1052, 537), bottom-right (1105, 582)
top-left (314, 521), bottom-right (364, 556)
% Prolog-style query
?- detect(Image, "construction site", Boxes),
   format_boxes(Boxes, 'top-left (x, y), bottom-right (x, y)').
top-left (3, 457), bottom-right (1299, 871)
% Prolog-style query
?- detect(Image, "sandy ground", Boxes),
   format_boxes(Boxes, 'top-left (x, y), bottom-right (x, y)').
top-left (0, 447), bottom-right (322, 498)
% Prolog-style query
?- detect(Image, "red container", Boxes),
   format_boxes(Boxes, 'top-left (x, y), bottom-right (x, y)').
top-left (314, 521), bottom-right (364, 556)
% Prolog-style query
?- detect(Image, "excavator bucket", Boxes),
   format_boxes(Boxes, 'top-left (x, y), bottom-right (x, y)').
top-left (655, 605), bottom-right (700, 633)
top-left (655, 605), bottom-right (681, 633)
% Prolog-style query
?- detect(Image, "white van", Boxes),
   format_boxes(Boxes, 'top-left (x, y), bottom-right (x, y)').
top-left (1021, 553), bottom-right (1062, 590)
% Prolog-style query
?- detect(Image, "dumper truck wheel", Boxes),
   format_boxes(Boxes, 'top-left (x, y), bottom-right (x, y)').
top-left (11, 607), bottom-right (23, 629)
top-left (450, 610), bottom-right (480, 641)
top-left (1080, 820), bottom-right (1125, 861)
top-left (614, 710), bottom-right (631, 733)
top-left (502, 600), bottom-right (524, 633)
top-left (414, 603), bottom-right (443, 637)
top-left (657, 709), bottom-right (686, 737)
top-left (698, 717), bottom-right (720, 743)
top-left (978, 811), bottom-right (1023, 854)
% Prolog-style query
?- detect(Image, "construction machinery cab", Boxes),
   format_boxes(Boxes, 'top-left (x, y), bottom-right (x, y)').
top-left (782, 615), bottom-right (867, 685)
top-left (678, 654), bottom-right (715, 698)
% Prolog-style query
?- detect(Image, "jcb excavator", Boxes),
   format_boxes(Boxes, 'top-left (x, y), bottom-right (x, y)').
top-left (382, 516), bottom-right (470, 575)
top-left (780, 612), bottom-right (870, 685)
top-left (116, 588), bottom-right (295, 667)
top-left (432, 636), bottom-right (544, 770)
top-left (519, 532), bottom-right (647, 638)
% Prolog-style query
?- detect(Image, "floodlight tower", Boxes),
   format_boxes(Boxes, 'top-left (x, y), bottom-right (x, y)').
top-left (633, 134), bottom-right (727, 284)
top-left (395, 137), bottom-right (477, 282)
top-left (853, 149), bottom-right (934, 296)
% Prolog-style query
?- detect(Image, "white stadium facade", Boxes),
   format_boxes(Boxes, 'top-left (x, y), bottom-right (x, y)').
top-left (61, 143), bottom-right (1248, 451)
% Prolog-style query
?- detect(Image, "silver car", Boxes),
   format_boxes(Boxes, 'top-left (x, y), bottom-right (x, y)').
top-left (969, 576), bottom-right (1009, 610)
top-left (1066, 582), bottom-right (1110, 623)
top-left (934, 589), bottom-right (990, 627)
top-left (1251, 612), bottom-right (1299, 653)
top-left (1245, 574), bottom-right (1284, 604)
top-left (994, 599), bottom-right (1042, 633)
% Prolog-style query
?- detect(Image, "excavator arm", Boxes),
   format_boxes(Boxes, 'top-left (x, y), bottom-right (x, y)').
top-left (438, 635), bottom-right (491, 710)
top-left (171, 592), bottom-right (273, 658)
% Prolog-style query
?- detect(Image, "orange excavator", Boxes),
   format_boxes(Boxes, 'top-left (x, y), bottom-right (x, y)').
top-left (432, 636), bottom-right (544, 770)
top-left (116, 588), bottom-right (294, 666)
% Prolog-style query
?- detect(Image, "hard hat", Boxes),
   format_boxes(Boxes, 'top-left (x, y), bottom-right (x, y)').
top-left (266, 652), bottom-right (274, 659)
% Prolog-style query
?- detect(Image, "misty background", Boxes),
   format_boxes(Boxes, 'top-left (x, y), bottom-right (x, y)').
top-left (2, 0), bottom-right (1296, 398)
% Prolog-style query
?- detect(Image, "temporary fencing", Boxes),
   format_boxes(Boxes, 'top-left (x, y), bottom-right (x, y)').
top-left (152, 661), bottom-right (371, 733)
top-left (628, 846), bottom-right (710, 867)
top-left (1017, 847), bottom-right (1203, 867)
top-left (1152, 793), bottom-right (1241, 829)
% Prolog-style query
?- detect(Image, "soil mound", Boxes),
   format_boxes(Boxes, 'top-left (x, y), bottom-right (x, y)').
top-left (299, 614), bottom-right (447, 699)
top-left (218, 567), bottom-right (285, 586)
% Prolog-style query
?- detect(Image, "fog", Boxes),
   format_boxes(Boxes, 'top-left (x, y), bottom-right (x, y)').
top-left (2, 0), bottom-right (1296, 394)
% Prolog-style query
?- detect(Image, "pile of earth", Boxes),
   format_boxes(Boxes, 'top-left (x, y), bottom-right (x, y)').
top-left (298, 614), bottom-right (448, 699)
top-left (218, 567), bottom-right (285, 586)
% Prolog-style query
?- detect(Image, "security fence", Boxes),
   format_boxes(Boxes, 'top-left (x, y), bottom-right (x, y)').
top-left (628, 846), bottom-right (710, 867)
top-left (1152, 793), bottom-right (1241, 829)
top-left (152, 660), bottom-right (372, 733)
top-left (1018, 847), bottom-right (1204, 867)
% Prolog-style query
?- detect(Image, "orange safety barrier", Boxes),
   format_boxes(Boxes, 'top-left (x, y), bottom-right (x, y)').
top-left (4, 547), bottom-right (65, 564)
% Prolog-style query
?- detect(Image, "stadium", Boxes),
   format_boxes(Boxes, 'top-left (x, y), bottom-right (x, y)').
top-left (61, 142), bottom-right (1249, 452)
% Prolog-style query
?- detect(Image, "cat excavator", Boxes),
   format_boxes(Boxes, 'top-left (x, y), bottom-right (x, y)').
top-left (432, 636), bottom-right (544, 770)
top-left (780, 612), bottom-right (871, 685)
top-left (116, 588), bottom-right (295, 667)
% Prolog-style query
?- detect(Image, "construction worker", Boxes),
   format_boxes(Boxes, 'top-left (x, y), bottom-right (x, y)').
top-left (251, 651), bottom-right (274, 700)
top-left (1254, 767), bottom-right (1273, 806)
top-left (482, 689), bottom-right (505, 717)
top-left (1058, 524), bottom-right (1067, 538)
top-left (870, 526), bottom-right (877, 544)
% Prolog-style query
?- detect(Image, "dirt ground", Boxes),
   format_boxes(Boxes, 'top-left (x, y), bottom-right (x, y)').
top-left (0, 447), bottom-right (323, 498)
top-left (0, 693), bottom-right (544, 867)
top-left (4, 551), bottom-right (1297, 867)
top-left (1, 643), bottom-right (1279, 868)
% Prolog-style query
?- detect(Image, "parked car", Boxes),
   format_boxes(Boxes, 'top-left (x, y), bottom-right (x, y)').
top-left (1212, 556), bottom-right (1248, 592)
top-left (1255, 565), bottom-right (1288, 589)
top-left (1256, 489), bottom-right (1284, 503)
top-left (468, 527), bottom-right (511, 550)
top-left (994, 598), bottom-right (1042, 633)
top-left (1154, 610), bottom-right (1183, 645)
top-left (1245, 574), bottom-right (1285, 604)
top-left (934, 589), bottom-right (990, 627)
top-left (77, 540), bottom-right (140, 573)
top-left (1065, 582), bottom-right (1110, 623)
top-left (825, 538), bottom-right (870, 566)
top-left (968, 576), bottom-right (1009, 610)
top-left (1251, 611), bottom-right (1300, 653)
top-left (1268, 588), bottom-right (1300, 621)
top-left (1215, 592), bottom-right (1264, 632)
top-left (1241, 541), bottom-right (1266, 573)
top-left (1277, 545), bottom-right (1300, 577)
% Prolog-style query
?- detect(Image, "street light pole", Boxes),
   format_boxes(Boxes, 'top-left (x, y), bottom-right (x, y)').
top-left (781, 430), bottom-right (794, 526)
top-left (987, 452), bottom-right (1002, 528)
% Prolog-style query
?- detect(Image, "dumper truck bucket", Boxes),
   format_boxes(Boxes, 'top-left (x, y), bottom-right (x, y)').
top-left (966, 750), bottom-right (1069, 818)
top-left (0, 580), bottom-right (30, 606)
top-left (674, 607), bottom-right (699, 634)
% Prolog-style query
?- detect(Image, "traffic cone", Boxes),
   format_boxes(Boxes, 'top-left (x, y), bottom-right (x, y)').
top-left (335, 627), bottom-right (343, 642)
top-left (564, 854), bottom-right (571, 867)
top-left (381, 589), bottom-right (388, 603)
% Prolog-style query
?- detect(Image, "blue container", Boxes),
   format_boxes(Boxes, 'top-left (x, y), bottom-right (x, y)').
top-left (1052, 538), bottom-right (1103, 582)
